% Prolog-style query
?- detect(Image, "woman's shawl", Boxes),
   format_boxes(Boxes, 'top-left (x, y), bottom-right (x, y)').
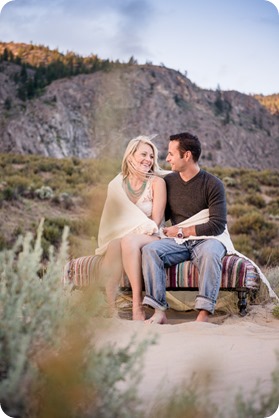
top-left (174, 209), bottom-right (278, 299)
top-left (95, 174), bottom-right (158, 256)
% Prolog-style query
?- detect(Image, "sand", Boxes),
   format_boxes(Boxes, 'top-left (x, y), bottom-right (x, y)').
top-left (95, 302), bottom-right (279, 417)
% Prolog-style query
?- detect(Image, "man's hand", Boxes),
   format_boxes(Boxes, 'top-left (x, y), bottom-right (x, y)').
top-left (162, 226), bottom-right (179, 238)
top-left (162, 225), bottom-right (197, 238)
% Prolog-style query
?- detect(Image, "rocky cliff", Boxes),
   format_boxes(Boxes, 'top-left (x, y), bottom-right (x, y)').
top-left (0, 59), bottom-right (279, 169)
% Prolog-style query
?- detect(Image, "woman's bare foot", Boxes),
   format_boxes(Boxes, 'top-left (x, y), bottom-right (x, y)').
top-left (145, 310), bottom-right (167, 324)
top-left (132, 305), bottom-right (146, 321)
top-left (196, 310), bottom-right (210, 322)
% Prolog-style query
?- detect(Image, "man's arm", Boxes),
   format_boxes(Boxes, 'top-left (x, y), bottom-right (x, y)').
top-left (163, 176), bottom-right (227, 238)
top-left (195, 177), bottom-right (227, 236)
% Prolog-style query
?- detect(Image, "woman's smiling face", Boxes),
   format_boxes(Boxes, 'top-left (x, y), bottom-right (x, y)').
top-left (132, 142), bottom-right (154, 173)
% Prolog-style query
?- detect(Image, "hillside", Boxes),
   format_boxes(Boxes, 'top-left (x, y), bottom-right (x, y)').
top-left (0, 42), bottom-right (279, 169)
top-left (254, 94), bottom-right (279, 116)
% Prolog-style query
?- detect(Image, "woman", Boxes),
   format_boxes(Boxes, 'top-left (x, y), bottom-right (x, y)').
top-left (94, 135), bottom-right (166, 320)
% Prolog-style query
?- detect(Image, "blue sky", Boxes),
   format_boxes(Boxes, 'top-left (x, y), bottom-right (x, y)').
top-left (0, 0), bottom-right (278, 95)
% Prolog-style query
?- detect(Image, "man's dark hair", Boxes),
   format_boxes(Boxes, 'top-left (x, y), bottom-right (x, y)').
top-left (169, 132), bottom-right (201, 162)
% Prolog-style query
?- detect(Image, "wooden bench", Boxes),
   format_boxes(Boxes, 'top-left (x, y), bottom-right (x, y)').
top-left (64, 254), bottom-right (261, 316)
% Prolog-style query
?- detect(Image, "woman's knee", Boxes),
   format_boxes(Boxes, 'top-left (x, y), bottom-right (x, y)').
top-left (121, 235), bottom-right (141, 254)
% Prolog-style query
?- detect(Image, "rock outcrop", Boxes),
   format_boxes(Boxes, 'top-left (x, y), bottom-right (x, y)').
top-left (0, 61), bottom-right (279, 169)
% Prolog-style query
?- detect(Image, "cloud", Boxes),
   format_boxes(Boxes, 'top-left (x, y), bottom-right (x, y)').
top-left (0, 0), bottom-right (154, 59)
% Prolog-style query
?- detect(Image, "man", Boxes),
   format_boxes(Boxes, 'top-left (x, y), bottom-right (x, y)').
top-left (142, 132), bottom-right (233, 323)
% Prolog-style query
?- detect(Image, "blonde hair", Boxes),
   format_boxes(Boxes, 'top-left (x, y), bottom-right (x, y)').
top-left (121, 135), bottom-right (163, 179)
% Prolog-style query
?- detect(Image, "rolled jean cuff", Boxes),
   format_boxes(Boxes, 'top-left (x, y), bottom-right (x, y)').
top-left (143, 295), bottom-right (168, 311)
top-left (195, 295), bottom-right (215, 315)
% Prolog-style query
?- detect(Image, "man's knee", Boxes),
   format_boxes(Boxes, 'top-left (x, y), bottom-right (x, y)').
top-left (197, 239), bottom-right (225, 258)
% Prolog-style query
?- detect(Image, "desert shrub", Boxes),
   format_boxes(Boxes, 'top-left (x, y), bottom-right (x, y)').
top-left (239, 173), bottom-right (261, 192)
top-left (6, 175), bottom-right (31, 195)
top-left (230, 211), bottom-right (278, 246)
top-left (245, 193), bottom-right (266, 209)
top-left (0, 220), bottom-right (154, 418)
top-left (43, 223), bottom-right (62, 247)
top-left (70, 218), bottom-right (97, 237)
top-left (265, 187), bottom-right (279, 197)
top-left (259, 170), bottom-right (279, 187)
top-left (208, 166), bottom-right (238, 180)
top-left (266, 198), bottom-right (279, 216)
top-left (11, 225), bottom-right (24, 240)
top-left (222, 176), bottom-right (238, 187)
top-left (228, 204), bottom-right (254, 217)
top-left (43, 218), bottom-right (70, 243)
top-left (231, 234), bottom-right (254, 258)
top-left (0, 154), bottom-right (120, 198)
top-left (40, 218), bottom-right (71, 259)
top-left (257, 246), bottom-right (279, 268)
top-left (36, 158), bottom-right (63, 173)
top-left (0, 186), bottom-right (16, 201)
top-left (35, 185), bottom-right (54, 200)
top-left (52, 192), bottom-right (75, 210)
top-left (0, 220), bottom-right (69, 415)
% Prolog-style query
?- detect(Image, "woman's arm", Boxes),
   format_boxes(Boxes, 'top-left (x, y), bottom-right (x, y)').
top-left (151, 176), bottom-right (167, 227)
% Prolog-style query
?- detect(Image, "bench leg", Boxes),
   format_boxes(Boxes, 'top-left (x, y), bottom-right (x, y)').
top-left (237, 289), bottom-right (247, 316)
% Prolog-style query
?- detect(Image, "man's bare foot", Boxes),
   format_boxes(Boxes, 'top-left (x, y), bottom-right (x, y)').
top-left (145, 310), bottom-right (167, 324)
top-left (196, 310), bottom-right (210, 322)
top-left (132, 306), bottom-right (146, 321)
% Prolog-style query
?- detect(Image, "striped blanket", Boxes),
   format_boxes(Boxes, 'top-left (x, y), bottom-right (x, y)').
top-left (63, 254), bottom-right (261, 291)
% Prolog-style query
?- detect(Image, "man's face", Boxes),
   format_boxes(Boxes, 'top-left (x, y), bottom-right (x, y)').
top-left (166, 140), bottom-right (186, 172)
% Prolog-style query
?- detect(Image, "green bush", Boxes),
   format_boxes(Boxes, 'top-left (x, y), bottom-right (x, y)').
top-left (266, 198), bottom-right (279, 216)
top-left (265, 187), bottom-right (279, 197)
top-left (223, 176), bottom-right (238, 187)
top-left (259, 170), bottom-right (279, 187)
top-left (231, 234), bottom-right (254, 258)
top-left (239, 173), bottom-right (261, 192)
top-left (245, 193), bottom-right (266, 209)
top-left (6, 175), bottom-right (30, 195)
top-left (0, 187), bottom-right (16, 201)
top-left (228, 204), bottom-right (253, 217)
top-left (231, 211), bottom-right (278, 245)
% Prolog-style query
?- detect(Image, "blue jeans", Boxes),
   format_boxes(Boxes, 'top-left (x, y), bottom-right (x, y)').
top-left (142, 238), bottom-right (226, 314)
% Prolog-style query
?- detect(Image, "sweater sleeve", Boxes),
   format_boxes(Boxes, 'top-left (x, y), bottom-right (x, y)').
top-left (195, 177), bottom-right (227, 236)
